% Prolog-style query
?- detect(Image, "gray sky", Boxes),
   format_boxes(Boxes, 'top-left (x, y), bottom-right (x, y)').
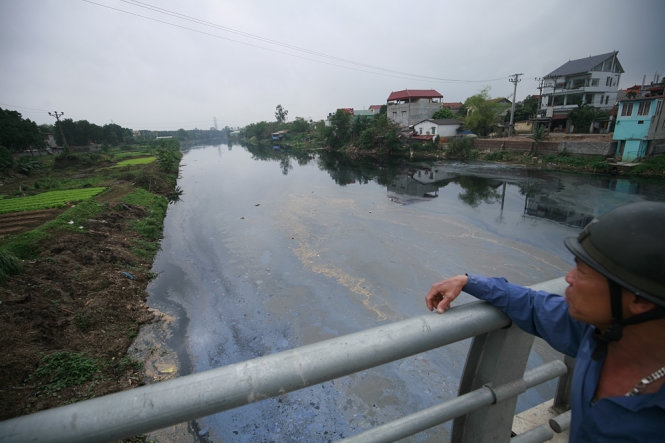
top-left (1, 0), bottom-right (664, 131)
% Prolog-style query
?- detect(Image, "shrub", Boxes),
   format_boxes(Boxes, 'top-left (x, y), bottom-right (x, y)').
top-left (0, 146), bottom-right (14, 171)
top-left (446, 137), bottom-right (476, 160)
top-left (0, 248), bottom-right (22, 283)
top-left (31, 351), bottom-right (99, 395)
top-left (15, 157), bottom-right (41, 175)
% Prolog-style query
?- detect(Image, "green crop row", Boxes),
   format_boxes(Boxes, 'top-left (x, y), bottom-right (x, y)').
top-left (112, 157), bottom-right (156, 168)
top-left (0, 187), bottom-right (107, 214)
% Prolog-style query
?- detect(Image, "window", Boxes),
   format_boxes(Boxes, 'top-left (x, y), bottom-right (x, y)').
top-left (572, 78), bottom-right (586, 89)
top-left (606, 77), bottom-right (613, 86)
top-left (568, 93), bottom-right (583, 105)
top-left (637, 101), bottom-right (651, 116)
top-left (591, 79), bottom-right (599, 86)
top-left (431, 127), bottom-right (436, 135)
top-left (419, 127), bottom-right (423, 135)
top-left (621, 102), bottom-right (634, 116)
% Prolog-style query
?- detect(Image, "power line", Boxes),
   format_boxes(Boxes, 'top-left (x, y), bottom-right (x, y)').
top-left (82, 0), bottom-right (510, 85)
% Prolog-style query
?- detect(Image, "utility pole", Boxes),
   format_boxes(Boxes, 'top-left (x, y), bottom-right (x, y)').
top-left (508, 73), bottom-right (522, 136)
top-left (49, 111), bottom-right (70, 154)
top-left (535, 77), bottom-right (545, 118)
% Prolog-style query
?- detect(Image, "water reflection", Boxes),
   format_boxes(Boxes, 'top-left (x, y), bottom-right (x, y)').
top-left (240, 141), bottom-right (665, 228)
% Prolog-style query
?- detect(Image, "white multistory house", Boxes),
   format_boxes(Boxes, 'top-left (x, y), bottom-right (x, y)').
top-left (539, 51), bottom-right (624, 132)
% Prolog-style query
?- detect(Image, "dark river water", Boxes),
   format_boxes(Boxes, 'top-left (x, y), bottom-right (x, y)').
top-left (136, 143), bottom-right (665, 442)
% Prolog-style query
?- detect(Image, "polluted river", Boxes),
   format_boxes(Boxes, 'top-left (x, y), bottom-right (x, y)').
top-left (129, 142), bottom-right (665, 442)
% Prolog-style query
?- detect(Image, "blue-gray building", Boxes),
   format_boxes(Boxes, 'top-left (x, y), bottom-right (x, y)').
top-left (613, 83), bottom-right (665, 161)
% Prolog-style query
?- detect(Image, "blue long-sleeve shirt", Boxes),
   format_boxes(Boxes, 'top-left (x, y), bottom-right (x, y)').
top-left (464, 274), bottom-right (665, 442)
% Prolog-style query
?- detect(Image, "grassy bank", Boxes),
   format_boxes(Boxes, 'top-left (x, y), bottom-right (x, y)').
top-left (0, 140), bottom-right (181, 433)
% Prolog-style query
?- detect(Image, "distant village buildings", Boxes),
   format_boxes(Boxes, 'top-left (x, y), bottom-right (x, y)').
top-left (322, 50), bottom-right (664, 162)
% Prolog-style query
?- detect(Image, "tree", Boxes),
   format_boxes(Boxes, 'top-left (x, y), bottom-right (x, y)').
top-left (463, 88), bottom-right (506, 136)
top-left (0, 108), bottom-right (43, 152)
top-left (356, 111), bottom-right (401, 154)
top-left (432, 107), bottom-right (455, 119)
top-left (568, 104), bottom-right (608, 134)
top-left (291, 117), bottom-right (310, 133)
top-left (327, 109), bottom-right (352, 150)
top-left (275, 104), bottom-right (288, 123)
top-left (505, 95), bottom-right (540, 122)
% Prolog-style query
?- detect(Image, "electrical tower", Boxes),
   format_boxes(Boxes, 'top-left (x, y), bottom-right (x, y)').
top-left (49, 111), bottom-right (70, 153)
top-left (508, 73), bottom-right (522, 136)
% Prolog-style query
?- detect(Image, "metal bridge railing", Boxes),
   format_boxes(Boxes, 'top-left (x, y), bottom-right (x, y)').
top-left (0, 278), bottom-right (571, 443)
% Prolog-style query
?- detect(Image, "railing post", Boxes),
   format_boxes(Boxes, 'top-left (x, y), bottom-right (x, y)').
top-left (452, 323), bottom-right (535, 443)
top-left (553, 355), bottom-right (575, 412)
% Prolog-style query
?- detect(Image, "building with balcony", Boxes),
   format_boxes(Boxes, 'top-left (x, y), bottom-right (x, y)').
top-left (539, 51), bottom-right (624, 132)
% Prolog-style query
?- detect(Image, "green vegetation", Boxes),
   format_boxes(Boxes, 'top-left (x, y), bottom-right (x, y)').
top-left (567, 104), bottom-right (610, 134)
top-left (0, 187), bottom-right (107, 214)
top-left (626, 153), bottom-right (665, 176)
top-left (112, 157), bottom-right (156, 167)
top-left (432, 107), bottom-right (457, 120)
top-left (0, 108), bottom-right (43, 152)
top-left (0, 248), bottom-right (21, 283)
top-left (124, 188), bottom-right (168, 256)
top-left (2, 198), bottom-right (105, 258)
top-left (464, 88), bottom-right (510, 136)
top-left (504, 95), bottom-right (539, 122)
top-left (541, 153), bottom-right (612, 173)
top-left (31, 351), bottom-right (99, 396)
top-left (445, 137), bottom-right (477, 160)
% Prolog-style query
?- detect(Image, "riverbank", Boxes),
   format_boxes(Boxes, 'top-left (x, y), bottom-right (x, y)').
top-left (0, 145), bottom-right (180, 439)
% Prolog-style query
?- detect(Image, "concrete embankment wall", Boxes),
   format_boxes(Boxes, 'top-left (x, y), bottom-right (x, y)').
top-left (473, 137), bottom-right (616, 157)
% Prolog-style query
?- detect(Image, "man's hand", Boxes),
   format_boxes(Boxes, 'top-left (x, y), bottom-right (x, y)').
top-left (425, 275), bottom-right (468, 313)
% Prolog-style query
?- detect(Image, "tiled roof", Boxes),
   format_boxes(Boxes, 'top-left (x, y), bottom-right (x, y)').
top-left (387, 89), bottom-right (443, 101)
top-left (546, 51), bottom-right (624, 77)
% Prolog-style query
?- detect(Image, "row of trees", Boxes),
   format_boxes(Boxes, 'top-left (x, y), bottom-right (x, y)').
top-left (242, 104), bottom-right (403, 155)
top-left (0, 108), bottom-right (136, 152)
top-left (0, 108), bottom-right (44, 151)
top-left (0, 108), bottom-right (231, 154)
top-left (53, 119), bottom-right (133, 146)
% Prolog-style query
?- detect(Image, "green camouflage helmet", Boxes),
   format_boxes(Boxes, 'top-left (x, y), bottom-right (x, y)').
top-left (564, 201), bottom-right (665, 307)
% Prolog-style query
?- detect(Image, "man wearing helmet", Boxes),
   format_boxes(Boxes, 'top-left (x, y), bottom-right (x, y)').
top-left (425, 201), bottom-right (665, 441)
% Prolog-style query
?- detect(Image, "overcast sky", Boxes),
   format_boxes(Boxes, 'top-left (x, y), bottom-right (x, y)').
top-left (1, 0), bottom-right (664, 131)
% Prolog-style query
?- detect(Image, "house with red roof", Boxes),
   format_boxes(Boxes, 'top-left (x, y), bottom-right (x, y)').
top-left (386, 89), bottom-right (443, 127)
top-left (442, 102), bottom-right (464, 113)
